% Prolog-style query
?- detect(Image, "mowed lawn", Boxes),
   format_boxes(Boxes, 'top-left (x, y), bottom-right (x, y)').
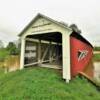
top-left (0, 67), bottom-right (100, 100)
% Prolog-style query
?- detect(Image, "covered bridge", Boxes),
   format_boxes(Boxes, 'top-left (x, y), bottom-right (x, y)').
top-left (19, 13), bottom-right (93, 83)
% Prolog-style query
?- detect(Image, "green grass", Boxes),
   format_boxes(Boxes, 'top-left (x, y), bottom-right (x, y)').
top-left (0, 67), bottom-right (100, 100)
top-left (93, 54), bottom-right (100, 61)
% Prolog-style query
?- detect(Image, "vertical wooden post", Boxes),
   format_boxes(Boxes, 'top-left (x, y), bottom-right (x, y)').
top-left (38, 40), bottom-right (41, 65)
top-left (62, 33), bottom-right (71, 83)
top-left (20, 38), bottom-right (25, 69)
top-left (56, 43), bottom-right (59, 62)
top-left (49, 42), bottom-right (52, 63)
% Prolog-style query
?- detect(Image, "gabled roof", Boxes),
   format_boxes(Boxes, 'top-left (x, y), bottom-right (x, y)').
top-left (18, 13), bottom-right (93, 47)
top-left (18, 13), bottom-right (72, 36)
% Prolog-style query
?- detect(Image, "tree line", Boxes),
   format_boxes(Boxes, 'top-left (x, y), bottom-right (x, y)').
top-left (0, 40), bottom-right (20, 62)
top-left (0, 40), bottom-right (20, 56)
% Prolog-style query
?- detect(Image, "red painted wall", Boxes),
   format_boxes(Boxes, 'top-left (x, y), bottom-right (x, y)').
top-left (70, 36), bottom-right (93, 77)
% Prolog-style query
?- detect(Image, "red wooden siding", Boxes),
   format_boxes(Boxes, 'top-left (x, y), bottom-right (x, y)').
top-left (70, 36), bottom-right (93, 77)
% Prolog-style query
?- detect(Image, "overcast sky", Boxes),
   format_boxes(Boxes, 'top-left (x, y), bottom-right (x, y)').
top-left (0, 0), bottom-right (100, 46)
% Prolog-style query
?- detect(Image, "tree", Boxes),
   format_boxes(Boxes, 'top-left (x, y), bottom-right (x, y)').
top-left (0, 40), bottom-right (4, 49)
top-left (6, 42), bottom-right (19, 55)
top-left (69, 24), bottom-right (81, 34)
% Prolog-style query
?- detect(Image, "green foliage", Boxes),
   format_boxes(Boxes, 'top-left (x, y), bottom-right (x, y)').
top-left (0, 48), bottom-right (9, 62)
top-left (0, 67), bottom-right (100, 100)
top-left (94, 47), bottom-right (100, 51)
top-left (0, 41), bottom-right (20, 63)
top-left (0, 40), bottom-right (4, 49)
top-left (6, 42), bottom-right (20, 55)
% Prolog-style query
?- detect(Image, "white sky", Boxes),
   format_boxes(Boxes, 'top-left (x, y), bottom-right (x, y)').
top-left (0, 0), bottom-right (100, 46)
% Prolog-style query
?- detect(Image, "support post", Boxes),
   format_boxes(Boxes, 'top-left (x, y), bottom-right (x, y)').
top-left (62, 33), bottom-right (71, 83)
top-left (38, 40), bottom-right (41, 65)
top-left (49, 42), bottom-right (52, 63)
top-left (20, 38), bottom-right (25, 69)
top-left (56, 44), bottom-right (59, 62)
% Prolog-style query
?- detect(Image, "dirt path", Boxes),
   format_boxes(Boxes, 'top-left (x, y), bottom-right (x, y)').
top-left (93, 51), bottom-right (100, 54)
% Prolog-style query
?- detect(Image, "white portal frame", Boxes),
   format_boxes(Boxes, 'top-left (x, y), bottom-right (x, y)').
top-left (20, 31), bottom-right (71, 83)
top-left (19, 13), bottom-right (72, 83)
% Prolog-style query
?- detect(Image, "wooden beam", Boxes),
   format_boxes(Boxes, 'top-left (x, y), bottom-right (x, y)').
top-left (24, 59), bottom-right (57, 67)
top-left (25, 38), bottom-right (62, 45)
top-left (24, 62), bottom-right (39, 67)
top-left (41, 45), bottom-right (50, 61)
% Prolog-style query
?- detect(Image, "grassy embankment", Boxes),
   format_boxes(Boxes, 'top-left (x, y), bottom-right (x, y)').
top-left (0, 67), bottom-right (100, 100)
top-left (0, 47), bottom-right (100, 99)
